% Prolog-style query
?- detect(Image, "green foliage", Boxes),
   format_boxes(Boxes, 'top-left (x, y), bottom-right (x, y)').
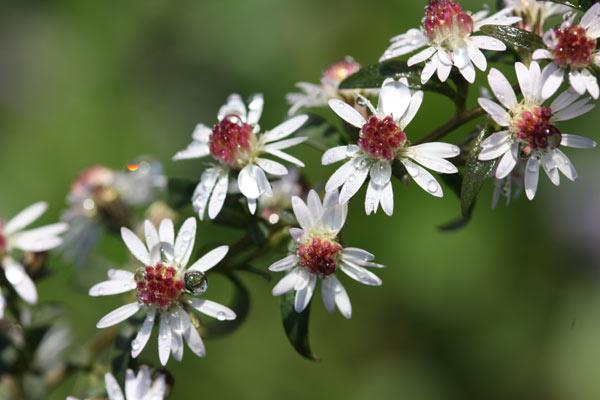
top-left (544, 0), bottom-right (595, 10)
top-left (479, 25), bottom-right (545, 53)
top-left (279, 291), bottom-right (319, 361)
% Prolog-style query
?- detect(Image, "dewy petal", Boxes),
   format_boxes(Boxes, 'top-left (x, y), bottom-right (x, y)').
top-left (96, 303), bottom-right (141, 329)
top-left (108, 269), bottom-right (135, 281)
top-left (158, 315), bottom-right (172, 366)
top-left (121, 227), bottom-right (151, 266)
top-left (524, 157), bottom-right (540, 200)
top-left (569, 70), bottom-right (587, 95)
top-left (294, 274), bottom-right (316, 313)
top-left (255, 158), bottom-right (288, 176)
top-left (459, 62), bottom-right (476, 84)
top-left (144, 220), bottom-right (160, 256)
top-left (560, 134), bottom-right (597, 149)
top-left (291, 196), bottom-right (314, 230)
top-left (541, 63), bottom-right (564, 100)
top-left (269, 255), bottom-right (299, 272)
top-left (159, 219), bottom-right (175, 248)
top-left (341, 247), bottom-right (375, 262)
top-left (208, 173), bottom-right (228, 220)
top-left (218, 94), bottom-right (247, 122)
top-left (495, 143), bottom-right (518, 179)
top-left (488, 68), bottom-right (517, 109)
top-left (365, 179), bottom-right (382, 215)
top-left (263, 137), bottom-right (307, 151)
top-left (325, 159), bottom-right (359, 192)
top-left (542, 152), bottom-right (560, 186)
top-left (189, 299), bottom-right (236, 321)
top-left (193, 168), bottom-right (220, 221)
top-left (340, 260), bottom-right (382, 286)
top-left (377, 79), bottom-right (411, 121)
top-left (131, 309), bottom-right (156, 358)
top-left (89, 279), bottom-right (136, 297)
top-left (400, 91), bottom-right (424, 130)
top-left (406, 152), bottom-right (458, 174)
top-left (369, 160), bottom-right (392, 186)
top-left (181, 311), bottom-right (206, 357)
top-left (272, 268), bottom-right (300, 296)
top-left (264, 148), bottom-right (305, 167)
top-left (104, 373), bottom-right (125, 400)
top-left (553, 149), bottom-right (578, 181)
top-left (262, 115), bottom-right (309, 143)
top-left (328, 99), bottom-right (367, 128)
top-left (339, 163), bottom-right (369, 204)
top-left (330, 276), bottom-right (352, 319)
top-left (322, 145), bottom-right (356, 166)
top-left (467, 42), bottom-right (487, 71)
top-left (407, 46), bottom-right (436, 66)
top-left (306, 190), bottom-right (323, 218)
top-left (408, 142), bottom-right (460, 158)
top-left (532, 49), bottom-right (553, 60)
top-left (246, 94), bottom-right (264, 125)
top-left (551, 89), bottom-right (581, 112)
top-left (237, 164), bottom-right (261, 199)
top-left (478, 98), bottom-right (511, 126)
top-left (380, 182), bottom-right (394, 216)
top-left (187, 245), bottom-right (229, 273)
top-left (401, 159), bottom-right (444, 197)
top-left (321, 276), bottom-right (336, 313)
top-left (470, 35), bottom-right (506, 51)
top-left (174, 217), bottom-right (196, 268)
top-left (3, 202), bottom-right (48, 235)
top-left (322, 203), bottom-right (347, 233)
top-left (172, 142), bottom-right (209, 161)
top-left (3, 258), bottom-right (37, 304)
top-left (421, 58), bottom-right (438, 84)
top-left (552, 98), bottom-right (595, 121)
top-left (515, 62), bottom-right (533, 100)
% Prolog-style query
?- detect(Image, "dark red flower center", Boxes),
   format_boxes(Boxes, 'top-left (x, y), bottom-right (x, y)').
top-left (322, 59), bottom-right (361, 86)
top-left (0, 226), bottom-right (6, 255)
top-left (136, 264), bottom-right (185, 309)
top-left (297, 237), bottom-right (342, 276)
top-left (209, 116), bottom-right (254, 166)
top-left (423, 0), bottom-right (473, 42)
top-left (359, 116), bottom-right (407, 160)
top-left (514, 106), bottom-right (562, 153)
top-left (552, 25), bottom-right (596, 68)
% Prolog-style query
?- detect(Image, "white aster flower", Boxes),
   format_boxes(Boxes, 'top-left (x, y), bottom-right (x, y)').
top-left (533, 3), bottom-right (600, 99)
top-left (324, 78), bottom-right (460, 215)
top-left (67, 366), bottom-right (167, 400)
top-left (504, 0), bottom-right (570, 35)
top-left (90, 217), bottom-right (236, 366)
top-left (286, 56), bottom-right (374, 115)
top-left (173, 94), bottom-right (309, 219)
top-left (0, 202), bottom-right (68, 319)
top-left (380, 0), bottom-right (521, 84)
top-left (478, 61), bottom-right (596, 200)
top-left (258, 168), bottom-right (306, 225)
top-left (270, 190), bottom-right (383, 319)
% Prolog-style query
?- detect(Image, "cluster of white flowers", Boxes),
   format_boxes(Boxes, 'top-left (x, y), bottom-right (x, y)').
top-left (4, 1), bottom-right (600, 398)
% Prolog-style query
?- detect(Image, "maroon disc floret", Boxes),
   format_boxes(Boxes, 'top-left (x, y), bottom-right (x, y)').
top-left (359, 116), bottom-right (407, 160)
top-left (423, 0), bottom-right (473, 42)
top-left (552, 25), bottom-right (596, 68)
top-left (136, 264), bottom-right (185, 309)
top-left (297, 237), bottom-right (342, 276)
top-left (209, 116), bottom-right (253, 166)
top-left (515, 106), bottom-right (562, 153)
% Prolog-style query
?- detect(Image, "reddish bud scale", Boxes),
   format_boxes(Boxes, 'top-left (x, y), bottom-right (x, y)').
top-left (323, 59), bottom-right (361, 85)
top-left (297, 237), bottom-right (342, 276)
top-left (136, 264), bottom-right (184, 308)
top-left (515, 106), bottom-right (561, 152)
top-left (552, 25), bottom-right (596, 68)
top-left (423, 0), bottom-right (473, 41)
top-left (209, 117), bottom-right (254, 166)
top-left (359, 116), bottom-right (407, 160)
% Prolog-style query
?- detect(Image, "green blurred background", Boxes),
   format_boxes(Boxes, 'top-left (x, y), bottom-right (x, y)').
top-left (1, 0), bottom-right (600, 399)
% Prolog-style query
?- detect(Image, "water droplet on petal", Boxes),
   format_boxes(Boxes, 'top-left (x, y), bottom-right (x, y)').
top-left (427, 180), bottom-right (438, 193)
top-left (216, 311), bottom-right (227, 321)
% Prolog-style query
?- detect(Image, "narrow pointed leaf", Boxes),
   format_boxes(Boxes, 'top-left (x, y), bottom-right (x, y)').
top-left (479, 25), bottom-right (544, 52)
top-left (280, 290), bottom-right (319, 361)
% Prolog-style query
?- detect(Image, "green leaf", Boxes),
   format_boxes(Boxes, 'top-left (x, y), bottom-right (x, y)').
top-left (339, 60), bottom-right (456, 99)
top-left (203, 273), bottom-right (251, 338)
top-left (460, 127), bottom-right (497, 217)
top-left (166, 177), bottom-right (196, 210)
top-left (280, 291), bottom-right (319, 361)
top-left (479, 25), bottom-right (544, 52)
top-left (544, 0), bottom-right (594, 10)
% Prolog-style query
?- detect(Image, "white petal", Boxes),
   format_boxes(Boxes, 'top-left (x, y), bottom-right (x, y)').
top-left (158, 315), bottom-right (171, 366)
top-left (378, 79), bottom-right (411, 121)
top-left (339, 163), bottom-right (369, 204)
top-left (532, 49), bottom-right (553, 60)
top-left (294, 274), bottom-right (316, 313)
top-left (269, 255), bottom-right (299, 272)
top-left (478, 98), bottom-right (511, 126)
top-left (551, 88), bottom-right (581, 112)
top-left (181, 311), bottom-right (205, 357)
top-left (104, 373), bottom-right (125, 400)
top-left (515, 62), bottom-right (533, 100)
top-left (471, 35), bottom-right (506, 51)
top-left (542, 63), bottom-right (564, 100)
top-left (553, 149), bottom-right (578, 181)
top-left (328, 99), bottom-right (367, 128)
top-left (289, 227), bottom-right (304, 242)
top-left (321, 276), bottom-right (336, 313)
top-left (488, 68), bottom-right (517, 109)
top-left (321, 203), bottom-right (347, 232)
top-left (405, 149), bottom-right (458, 174)
top-left (208, 173), bottom-right (228, 220)
top-left (144, 220), bottom-right (160, 256)
top-left (401, 159), bottom-right (444, 197)
top-left (96, 303), bottom-right (140, 329)
top-left (560, 134), bottom-right (597, 149)
top-left (479, 140), bottom-right (511, 161)
top-left (408, 142), bottom-right (460, 158)
top-left (159, 219), bottom-right (175, 248)
top-left (467, 42), bottom-right (487, 71)
top-left (399, 91), bottom-right (424, 129)
top-left (369, 160), bottom-right (392, 186)
top-left (263, 137), bottom-right (308, 151)
top-left (542, 152), bottom-right (560, 186)
top-left (246, 94), bottom-right (264, 125)
top-left (340, 261), bottom-right (382, 286)
top-left (192, 168), bottom-right (220, 221)
top-left (264, 149), bottom-right (305, 167)
top-left (89, 279), bottom-right (136, 297)
top-left (341, 247), bottom-right (375, 262)
top-left (421, 58), bottom-right (438, 84)
top-left (255, 158), bottom-right (288, 176)
top-left (380, 182), bottom-right (394, 216)
top-left (325, 159), bottom-right (358, 192)
top-left (218, 94), bottom-right (247, 121)
top-left (495, 143), bottom-right (518, 179)
top-left (322, 145), bottom-right (356, 165)
top-left (552, 98), bottom-right (595, 121)
top-left (524, 157), bottom-right (540, 200)
top-left (237, 164), bottom-right (261, 199)
top-left (172, 142), bottom-right (210, 161)
top-left (4, 202), bottom-right (47, 235)
top-left (262, 115), bottom-right (309, 143)
top-left (131, 310), bottom-right (156, 358)
top-left (174, 217), bottom-right (196, 267)
top-left (459, 62), bottom-right (476, 84)
top-left (121, 227), bottom-right (151, 266)
top-left (187, 245), bottom-right (229, 273)
top-left (189, 299), bottom-right (236, 320)
top-left (306, 190), bottom-right (323, 218)
top-left (569, 70), bottom-right (587, 94)
top-left (330, 276), bottom-right (352, 319)
top-left (291, 196), bottom-right (314, 230)
top-left (407, 46), bottom-right (436, 66)
top-left (436, 59), bottom-right (452, 82)
top-left (3, 258), bottom-right (37, 304)
top-left (272, 268), bottom-right (300, 296)
top-left (364, 180), bottom-right (381, 215)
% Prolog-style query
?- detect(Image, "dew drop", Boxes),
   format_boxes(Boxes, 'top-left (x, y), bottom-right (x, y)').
top-left (216, 311), bottom-right (227, 321)
top-left (348, 174), bottom-right (356, 182)
top-left (131, 339), bottom-right (140, 350)
top-left (427, 180), bottom-right (438, 193)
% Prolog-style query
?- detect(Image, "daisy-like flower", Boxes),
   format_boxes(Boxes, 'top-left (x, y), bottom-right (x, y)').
top-left (324, 78), bottom-right (460, 215)
top-left (258, 168), bottom-right (307, 225)
top-left (478, 61), bottom-right (596, 200)
top-left (173, 94), bottom-right (309, 219)
top-left (0, 202), bottom-right (68, 319)
top-left (504, 0), bottom-right (569, 35)
top-left (533, 3), bottom-right (600, 99)
top-left (286, 56), bottom-right (366, 115)
top-left (90, 218), bottom-right (236, 365)
top-left (380, 0), bottom-right (521, 83)
top-left (270, 190), bottom-right (383, 318)
top-left (67, 366), bottom-right (167, 400)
